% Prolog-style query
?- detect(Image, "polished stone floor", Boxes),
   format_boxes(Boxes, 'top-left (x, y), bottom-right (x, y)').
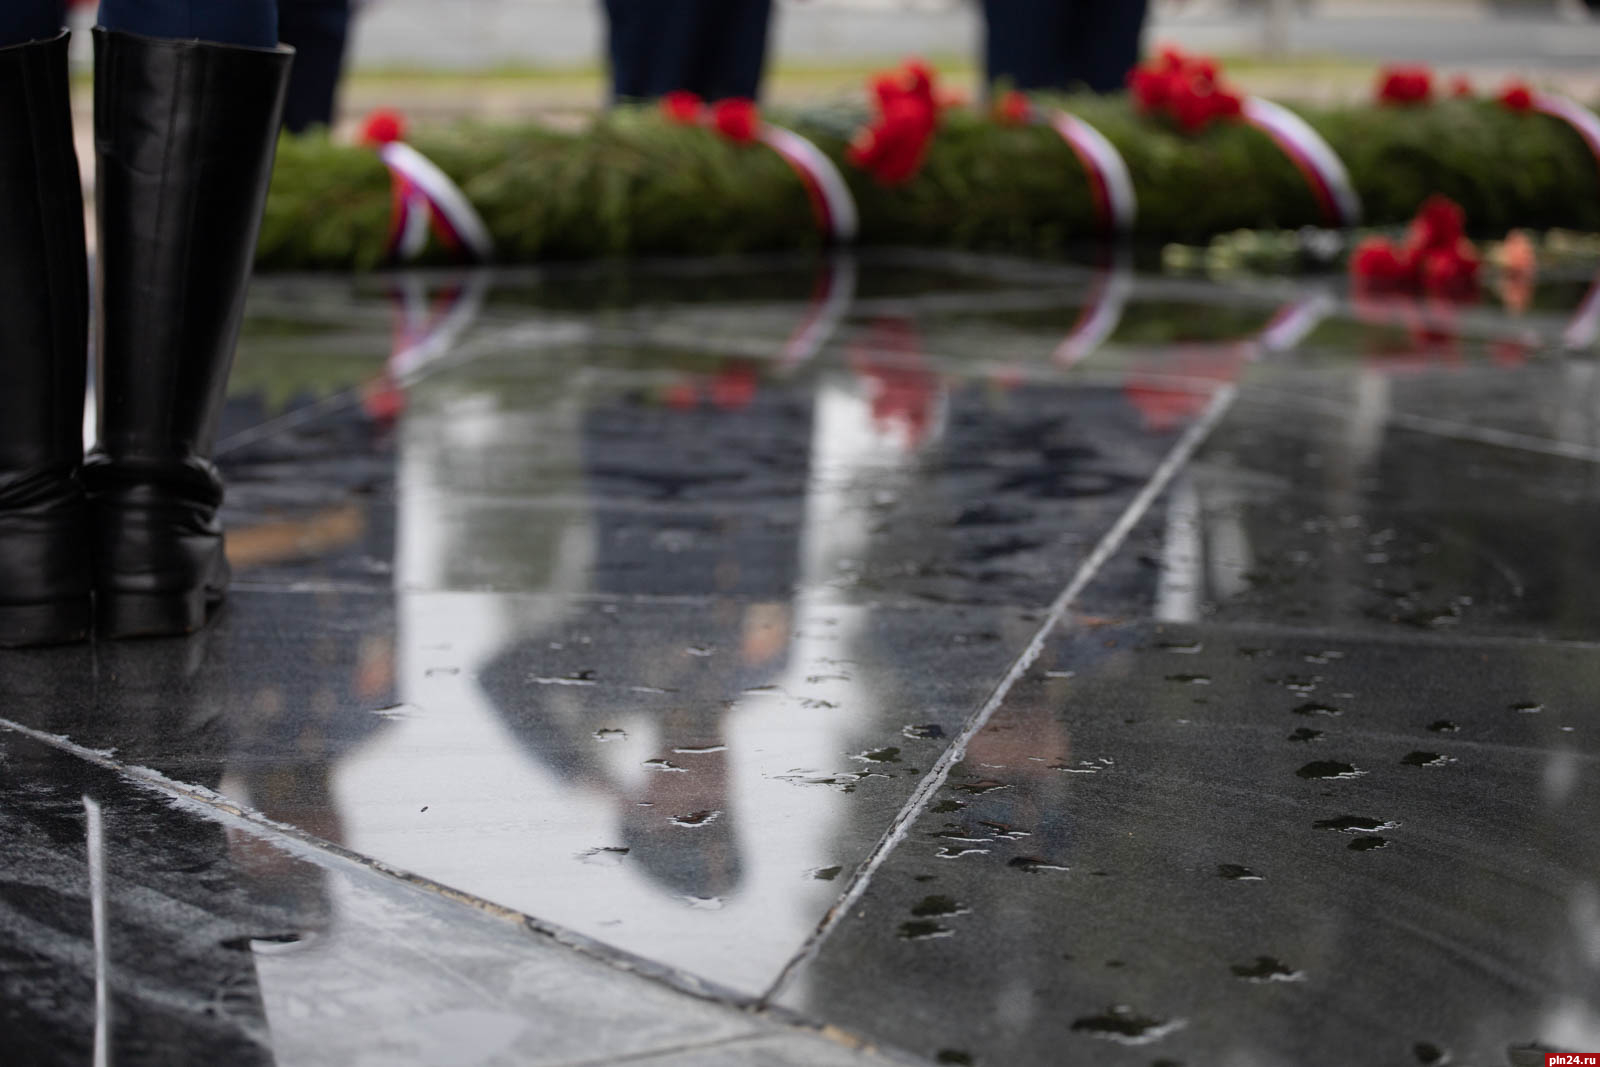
top-left (4, 251), bottom-right (1599, 1066)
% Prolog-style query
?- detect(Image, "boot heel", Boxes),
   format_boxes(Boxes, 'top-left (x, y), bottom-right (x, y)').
top-left (97, 588), bottom-right (210, 640)
top-left (0, 599), bottom-right (91, 649)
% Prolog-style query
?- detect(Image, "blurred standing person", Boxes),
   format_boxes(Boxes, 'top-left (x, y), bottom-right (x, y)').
top-left (279, 0), bottom-right (352, 132)
top-left (603, 0), bottom-right (774, 103)
top-left (982, 0), bottom-right (1150, 94)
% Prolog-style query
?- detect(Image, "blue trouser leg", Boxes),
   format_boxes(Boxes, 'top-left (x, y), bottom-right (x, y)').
top-left (982, 0), bottom-right (1074, 92)
top-left (278, 0), bottom-right (350, 131)
top-left (1064, 0), bottom-right (1148, 94)
top-left (0, 1), bottom-right (66, 48)
top-left (604, 0), bottom-right (772, 102)
top-left (983, 0), bottom-right (1148, 94)
top-left (98, 0), bottom-right (279, 49)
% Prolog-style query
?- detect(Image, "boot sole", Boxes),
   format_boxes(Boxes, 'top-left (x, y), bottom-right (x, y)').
top-left (97, 588), bottom-right (219, 640)
top-left (0, 599), bottom-right (92, 648)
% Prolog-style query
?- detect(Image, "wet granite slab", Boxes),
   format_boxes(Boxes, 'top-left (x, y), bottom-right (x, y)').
top-left (1106, 393), bottom-right (1600, 642)
top-left (777, 621), bottom-right (1600, 1067)
top-left (0, 588), bottom-right (1043, 996)
top-left (0, 724), bottom-right (907, 1067)
top-left (220, 336), bottom-right (1187, 607)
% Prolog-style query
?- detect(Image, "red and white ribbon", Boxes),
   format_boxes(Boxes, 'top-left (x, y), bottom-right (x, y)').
top-left (1049, 111), bottom-right (1138, 233)
top-left (759, 124), bottom-right (859, 244)
top-left (1242, 97), bottom-right (1362, 229)
top-left (1255, 289), bottom-right (1335, 353)
top-left (379, 141), bottom-right (495, 264)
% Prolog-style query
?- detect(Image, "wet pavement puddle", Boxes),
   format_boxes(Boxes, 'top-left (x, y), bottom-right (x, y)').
top-left (7, 251), bottom-right (1600, 1065)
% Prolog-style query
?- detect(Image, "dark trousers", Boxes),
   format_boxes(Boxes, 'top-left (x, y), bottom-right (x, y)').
top-left (603, 0), bottom-right (773, 103)
top-left (0, 0), bottom-right (278, 48)
top-left (279, 0), bottom-right (350, 132)
top-left (982, 0), bottom-right (1149, 95)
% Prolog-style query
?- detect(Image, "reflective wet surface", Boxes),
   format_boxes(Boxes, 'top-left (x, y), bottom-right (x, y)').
top-left (5, 251), bottom-right (1600, 1064)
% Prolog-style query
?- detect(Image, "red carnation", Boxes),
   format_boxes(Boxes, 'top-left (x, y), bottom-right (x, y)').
top-left (1408, 195), bottom-right (1465, 252)
top-left (711, 97), bottom-right (760, 144)
top-left (361, 109), bottom-right (407, 146)
top-left (1377, 65), bottom-right (1433, 106)
top-left (995, 90), bottom-right (1032, 126)
top-left (1128, 45), bottom-right (1241, 132)
top-left (661, 90), bottom-right (704, 125)
top-left (1498, 81), bottom-right (1535, 113)
top-left (1350, 237), bottom-right (1412, 290)
top-left (849, 59), bottom-right (942, 185)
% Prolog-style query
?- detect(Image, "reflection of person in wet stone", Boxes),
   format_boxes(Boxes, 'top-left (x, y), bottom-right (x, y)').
top-left (476, 356), bottom-right (813, 903)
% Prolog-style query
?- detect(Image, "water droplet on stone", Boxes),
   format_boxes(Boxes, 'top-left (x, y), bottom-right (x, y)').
top-left (1288, 728), bottom-right (1324, 743)
top-left (903, 723), bottom-right (947, 740)
top-left (1348, 836), bottom-right (1389, 851)
top-left (1230, 956), bottom-right (1303, 982)
top-left (899, 919), bottom-right (954, 941)
top-left (1426, 720), bottom-right (1460, 733)
top-left (911, 895), bottom-right (969, 918)
top-left (1008, 856), bottom-right (1070, 873)
top-left (1293, 702), bottom-right (1343, 717)
top-left (1510, 701), bottom-right (1543, 714)
top-left (1297, 761), bottom-right (1364, 780)
top-left (1069, 1005), bottom-right (1186, 1045)
top-left (1217, 864), bottom-right (1263, 881)
top-left (1314, 815), bottom-right (1399, 833)
top-left (1401, 751), bottom-right (1454, 767)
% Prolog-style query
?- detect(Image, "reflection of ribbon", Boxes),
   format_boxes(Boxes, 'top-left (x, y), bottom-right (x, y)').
top-left (1049, 111), bottom-right (1138, 234)
top-left (379, 141), bottom-right (495, 264)
top-left (1053, 254), bottom-right (1134, 367)
top-left (1563, 269), bottom-right (1600, 350)
top-left (1242, 97), bottom-right (1362, 229)
top-left (780, 254), bottom-right (859, 370)
top-left (364, 272), bottom-right (491, 421)
top-left (1256, 290), bottom-right (1336, 353)
top-left (759, 125), bottom-right (860, 244)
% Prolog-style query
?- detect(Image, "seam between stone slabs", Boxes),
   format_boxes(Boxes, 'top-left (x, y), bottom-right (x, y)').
top-left (0, 713), bottom-right (915, 1064)
top-left (759, 385), bottom-right (1241, 1007)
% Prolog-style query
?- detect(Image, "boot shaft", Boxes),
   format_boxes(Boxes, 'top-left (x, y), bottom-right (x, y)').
top-left (92, 28), bottom-right (293, 465)
top-left (0, 31), bottom-right (89, 476)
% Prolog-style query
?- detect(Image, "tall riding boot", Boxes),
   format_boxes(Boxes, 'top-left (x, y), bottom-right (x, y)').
top-left (0, 31), bottom-right (92, 648)
top-left (85, 28), bottom-right (292, 639)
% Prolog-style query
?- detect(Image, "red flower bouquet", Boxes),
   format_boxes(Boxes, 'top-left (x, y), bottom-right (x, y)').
top-left (1350, 195), bottom-right (1480, 299)
top-left (848, 59), bottom-right (942, 185)
top-left (1128, 45), bottom-right (1243, 134)
top-left (1377, 65), bottom-right (1433, 106)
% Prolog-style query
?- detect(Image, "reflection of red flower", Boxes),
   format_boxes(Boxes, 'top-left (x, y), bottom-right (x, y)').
top-left (1419, 244), bottom-right (1480, 298)
top-left (849, 59), bottom-right (942, 185)
top-left (849, 318), bottom-right (937, 449)
top-left (710, 361), bottom-right (759, 410)
top-left (1128, 44), bottom-right (1242, 133)
top-left (361, 109), bottom-right (407, 146)
top-left (995, 90), bottom-right (1032, 126)
top-left (1377, 65), bottom-right (1433, 105)
top-left (1124, 346), bottom-right (1251, 433)
top-left (661, 90), bottom-right (704, 125)
top-left (663, 381), bottom-right (699, 410)
top-left (1498, 81), bottom-right (1535, 113)
top-left (1449, 75), bottom-right (1474, 98)
top-left (711, 98), bottom-right (760, 144)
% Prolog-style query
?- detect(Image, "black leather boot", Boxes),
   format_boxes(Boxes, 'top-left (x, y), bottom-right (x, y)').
top-left (0, 31), bottom-right (92, 649)
top-left (85, 28), bottom-right (292, 639)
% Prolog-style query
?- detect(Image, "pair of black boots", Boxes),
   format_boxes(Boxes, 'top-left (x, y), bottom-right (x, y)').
top-left (0, 29), bottom-right (291, 648)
